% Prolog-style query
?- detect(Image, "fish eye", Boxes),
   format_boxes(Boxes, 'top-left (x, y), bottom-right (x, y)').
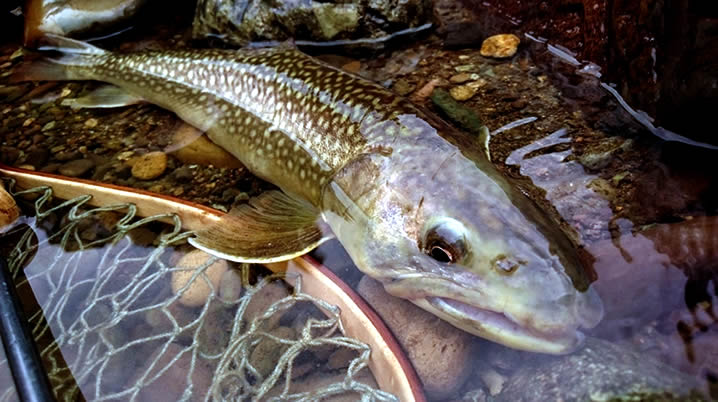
top-left (422, 218), bottom-right (468, 264)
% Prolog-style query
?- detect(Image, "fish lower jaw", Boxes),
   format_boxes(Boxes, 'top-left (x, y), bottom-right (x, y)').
top-left (414, 297), bottom-right (584, 355)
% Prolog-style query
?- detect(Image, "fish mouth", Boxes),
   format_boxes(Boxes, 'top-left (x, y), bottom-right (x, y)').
top-left (415, 296), bottom-right (584, 355)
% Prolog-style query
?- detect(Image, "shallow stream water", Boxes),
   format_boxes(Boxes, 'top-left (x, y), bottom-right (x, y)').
top-left (1, 0), bottom-right (717, 400)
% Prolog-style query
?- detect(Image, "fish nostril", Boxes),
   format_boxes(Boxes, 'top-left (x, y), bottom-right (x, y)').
top-left (491, 254), bottom-right (525, 275)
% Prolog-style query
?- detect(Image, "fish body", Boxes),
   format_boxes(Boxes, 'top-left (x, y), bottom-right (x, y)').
top-left (13, 36), bottom-right (603, 354)
top-left (24, 0), bottom-right (147, 46)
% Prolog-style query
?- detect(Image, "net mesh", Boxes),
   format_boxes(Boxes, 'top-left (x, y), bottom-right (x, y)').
top-left (0, 179), bottom-right (397, 402)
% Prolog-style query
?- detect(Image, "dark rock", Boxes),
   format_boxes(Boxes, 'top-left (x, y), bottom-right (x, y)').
top-left (192, 0), bottom-right (432, 49)
top-left (59, 159), bottom-right (95, 177)
top-left (171, 166), bottom-right (194, 182)
top-left (459, 0), bottom-right (718, 145)
top-left (39, 163), bottom-right (61, 174)
top-left (442, 22), bottom-right (486, 49)
top-left (56, 150), bottom-right (82, 162)
top-left (430, 88), bottom-right (485, 136)
top-left (25, 147), bottom-right (50, 168)
top-left (497, 337), bottom-right (706, 401)
top-left (0, 146), bottom-right (20, 165)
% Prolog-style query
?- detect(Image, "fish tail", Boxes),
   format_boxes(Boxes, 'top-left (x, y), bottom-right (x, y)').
top-left (10, 34), bottom-right (106, 83)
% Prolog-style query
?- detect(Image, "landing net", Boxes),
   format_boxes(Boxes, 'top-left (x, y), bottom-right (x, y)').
top-left (0, 180), bottom-right (397, 401)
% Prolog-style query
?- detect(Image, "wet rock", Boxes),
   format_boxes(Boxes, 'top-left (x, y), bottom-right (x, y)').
top-left (480, 34), bottom-right (520, 58)
top-left (243, 281), bottom-right (290, 330)
top-left (171, 250), bottom-right (229, 307)
top-left (450, 84), bottom-right (478, 101)
top-left (358, 276), bottom-right (476, 400)
top-left (442, 22), bottom-right (487, 49)
top-left (327, 348), bottom-right (356, 370)
top-left (218, 268), bottom-right (243, 302)
top-left (170, 126), bottom-right (243, 169)
top-left (25, 146), bottom-right (50, 168)
top-left (127, 227), bottom-right (157, 247)
top-left (84, 118), bottom-right (98, 128)
top-left (171, 166), bottom-right (195, 183)
top-left (59, 158), bottom-right (95, 177)
top-left (449, 72), bottom-right (479, 84)
top-left (265, 367), bottom-right (379, 400)
top-left (55, 150), bottom-right (82, 162)
top-left (39, 163), bottom-right (61, 174)
top-left (192, 0), bottom-right (431, 48)
top-left (392, 78), bottom-right (415, 96)
top-left (430, 88), bottom-right (485, 136)
top-left (497, 337), bottom-right (704, 401)
top-left (134, 343), bottom-right (214, 402)
top-left (131, 151), bottom-right (167, 180)
top-left (249, 326), bottom-right (295, 378)
top-left (341, 60), bottom-right (361, 74)
top-left (0, 146), bottom-right (20, 165)
top-left (0, 186), bottom-right (20, 230)
top-left (410, 78), bottom-right (444, 102)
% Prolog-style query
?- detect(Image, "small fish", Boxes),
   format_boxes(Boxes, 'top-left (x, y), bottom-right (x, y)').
top-left (12, 35), bottom-right (604, 354)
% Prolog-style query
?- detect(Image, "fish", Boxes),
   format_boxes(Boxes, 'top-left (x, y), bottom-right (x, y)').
top-left (23, 0), bottom-right (147, 46)
top-left (11, 35), bottom-right (604, 354)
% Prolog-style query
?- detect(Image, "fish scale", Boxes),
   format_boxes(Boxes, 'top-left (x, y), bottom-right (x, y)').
top-left (12, 36), bottom-right (605, 354)
top-left (77, 47), bottom-right (418, 204)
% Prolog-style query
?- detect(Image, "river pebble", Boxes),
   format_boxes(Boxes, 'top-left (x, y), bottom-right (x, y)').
top-left (59, 158), bottom-right (95, 177)
top-left (497, 337), bottom-right (702, 401)
top-left (0, 185), bottom-right (20, 229)
top-left (480, 34), bottom-right (520, 58)
top-left (134, 343), bottom-right (214, 402)
top-left (218, 268), bottom-right (243, 302)
top-left (357, 276), bottom-right (476, 400)
top-left (450, 84), bottom-right (478, 101)
top-left (249, 326), bottom-right (296, 378)
top-left (449, 72), bottom-right (478, 84)
top-left (171, 250), bottom-right (229, 307)
top-left (170, 125), bottom-right (243, 169)
top-left (243, 280), bottom-right (290, 330)
top-left (131, 151), bottom-right (167, 180)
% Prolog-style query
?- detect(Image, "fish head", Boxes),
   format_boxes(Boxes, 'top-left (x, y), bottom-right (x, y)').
top-left (323, 138), bottom-right (603, 354)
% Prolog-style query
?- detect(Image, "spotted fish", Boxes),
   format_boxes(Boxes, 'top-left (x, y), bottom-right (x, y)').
top-left (12, 35), bottom-right (604, 354)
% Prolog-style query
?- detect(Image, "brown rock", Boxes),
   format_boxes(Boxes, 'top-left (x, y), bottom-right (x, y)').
top-left (131, 151), bottom-right (167, 180)
top-left (341, 60), bottom-right (361, 74)
top-left (0, 186), bottom-right (20, 229)
top-left (450, 84), bottom-right (478, 101)
top-left (134, 343), bottom-right (214, 402)
top-left (249, 326), bottom-right (296, 378)
top-left (171, 250), bottom-right (229, 307)
top-left (243, 281), bottom-right (290, 330)
top-left (449, 72), bottom-right (478, 84)
top-left (480, 34), bottom-right (520, 58)
top-left (265, 367), bottom-right (379, 401)
top-left (59, 159), bottom-right (95, 177)
top-left (357, 276), bottom-right (476, 400)
top-left (169, 124), bottom-right (243, 169)
top-left (392, 78), bottom-right (415, 96)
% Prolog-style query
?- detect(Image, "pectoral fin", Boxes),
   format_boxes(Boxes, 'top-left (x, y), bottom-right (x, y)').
top-left (188, 191), bottom-right (331, 263)
top-left (61, 85), bottom-right (144, 109)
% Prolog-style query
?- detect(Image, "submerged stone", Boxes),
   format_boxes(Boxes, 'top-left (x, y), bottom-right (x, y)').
top-left (430, 88), bottom-right (484, 136)
top-left (497, 337), bottom-right (705, 401)
top-left (192, 0), bottom-right (431, 48)
top-left (480, 34), bottom-right (520, 59)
